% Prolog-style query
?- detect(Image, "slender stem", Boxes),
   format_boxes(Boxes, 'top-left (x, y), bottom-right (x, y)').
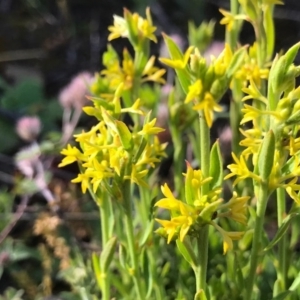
top-left (195, 226), bottom-right (209, 292)
top-left (275, 187), bottom-right (287, 294)
top-left (226, 0), bottom-right (239, 49)
top-left (246, 184), bottom-right (269, 300)
top-left (123, 179), bottom-right (145, 299)
top-left (170, 127), bottom-right (186, 198)
top-left (99, 192), bottom-right (111, 300)
top-left (194, 112), bottom-right (210, 293)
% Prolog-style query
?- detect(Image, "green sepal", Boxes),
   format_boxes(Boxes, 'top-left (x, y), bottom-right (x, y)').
top-left (199, 199), bottom-right (223, 222)
top-left (162, 33), bottom-right (191, 93)
top-left (226, 46), bottom-right (247, 78)
top-left (285, 110), bottom-right (300, 125)
top-left (264, 212), bottom-right (299, 252)
top-left (257, 130), bottom-right (275, 181)
top-left (209, 140), bottom-right (223, 190)
top-left (210, 76), bottom-right (229, 102)
top-left (115, 120), bottom-right (133, 151)
top-left (203, 64), bottom-right (215, 91)
top-left (100, 236), bottom-right (118, 271)
top-left (86, 96), bottom-right (113, 111)
top-left (194, 290), bottom-right (208, 300)
top-left (103, 44), bottom-right (119, 69)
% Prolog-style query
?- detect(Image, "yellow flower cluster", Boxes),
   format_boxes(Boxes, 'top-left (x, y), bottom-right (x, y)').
top-left (160, 38), bottom-right (246, 127)
top-left (155, 164), bottom-right (248, 253)
top-left (59, 108), bottom-right (167, 197)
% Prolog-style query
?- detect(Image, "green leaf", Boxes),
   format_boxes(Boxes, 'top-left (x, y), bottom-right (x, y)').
top-left (209, 140), bottom-right (223, 189)
top-left (264, 212), bottom-right (299, 252)
top-left (272, 291), bottom-right (293, 300)
top-left (289, 274), bottom-right (300, 291)
top-left (226, 46), bottom-right (247, 78)
top-left (115, 120), bottom-right (133, 151)
top-left (282, 150), bottom-right (300, 176)
top-left (162, 33), bottom-right (191, 93)
top-left (264, 5), bottom-right (275, 61)
top-left (118, 243), bottom-right (128, 269)
top-left (176, 239), bottom-right (197, 266)
top-left (139, 220), bottom-right (154, 247)
top-left (91, 253), bottom-right (101, 290)
top-left (100, 236), bottom-right (117, 271)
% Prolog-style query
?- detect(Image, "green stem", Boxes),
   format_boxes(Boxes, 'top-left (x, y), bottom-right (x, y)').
top-left (99, 192), bottom-right (111, 300)
top-left (170, 126), bottom-right (186, 198)
top-left (275, 187), bottom-right (287, 294)
top-left (246, 183), bottom-right (269, 300)
top-left (226, 0), bottom-right (240, 49)
top-left (123, 179), bottom-right (145, 299)
top-left (194, 111), bottom-right (211, 293)
top-left (195, 226), bottom-right (209, 292)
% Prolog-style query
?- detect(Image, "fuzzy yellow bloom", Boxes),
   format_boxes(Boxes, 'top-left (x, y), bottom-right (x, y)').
top-left (155, 184), bottom-right (198, 243)
top-left (192, 92), bottom-right (223, 128)
top-left (211, 222), bottom-right (244, 254)
top-left (184, 80), bottom-right (203, 103)
top-left (138, 118), bottom-right (165, 136)
top-left (108, 8), bottom-right (157, 43)
top-left (58, 144), bottom-right (87, 167)
top-left (225, 152), bottom-right (261, 185)
top-left (159, 46), bottom-right (194, 69)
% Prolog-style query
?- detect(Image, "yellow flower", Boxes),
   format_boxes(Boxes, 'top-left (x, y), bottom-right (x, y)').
top-left (219, 9), bottom-right (247, 32)
top-left (218, 192), bottom-right (249, 225)
top-left (58, 144), bottom-right (86, 167)
top-left (211, 222), bottom-right (244, 254)
top-left (192, 92), bottom-right (223, 128)
top-left (159, 46), bottom-right (194, 69)
top-left (225, 152), bottom-right (261, 185)
top-left (155, 184), bottom-right (198, 243)
top-left (108, 15), bottom-right (128, 41)
top-left (184, 79), bottom-right (203, 103)
top-left (108, 8), bottom-right (157, 43)
top-left (138, 118), bottom-right (165, 136)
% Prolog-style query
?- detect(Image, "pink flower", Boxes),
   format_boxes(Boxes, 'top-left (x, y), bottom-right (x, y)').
top-left (16, 116), bottom-right (41, 141)
top-left (59, 72), bottom-right (94, 109)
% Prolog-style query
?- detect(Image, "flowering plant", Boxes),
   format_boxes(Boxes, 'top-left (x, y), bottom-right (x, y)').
top-left (57, 2), bottom-right (300, 299)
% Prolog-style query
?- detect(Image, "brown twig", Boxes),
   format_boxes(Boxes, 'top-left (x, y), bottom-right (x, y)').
top-left (0, 195), bottom-right (30, 245)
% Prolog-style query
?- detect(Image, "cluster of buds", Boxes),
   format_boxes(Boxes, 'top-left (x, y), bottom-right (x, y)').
top-left (160, 35), bottom-right (247, 127)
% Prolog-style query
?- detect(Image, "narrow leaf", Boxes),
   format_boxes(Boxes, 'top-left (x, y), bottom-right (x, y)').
top-left (176, 239), bottom-right (197, 266)
top-left (100, 236), bottom-right (117, 271)
top-left (264, 212), bottom-right (299, 251)
top-left (115, 120), bottom-right (133, 151)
